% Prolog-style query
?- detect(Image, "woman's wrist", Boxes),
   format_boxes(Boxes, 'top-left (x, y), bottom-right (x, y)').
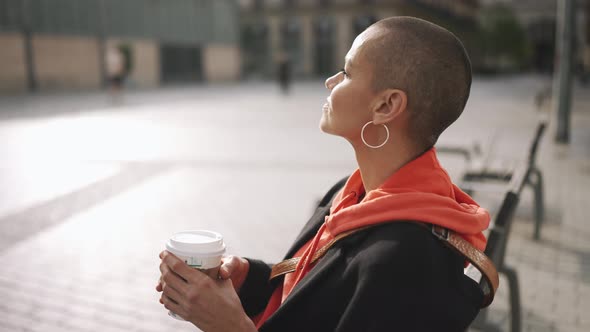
top-left (237, 312), bottom-right (257, 332)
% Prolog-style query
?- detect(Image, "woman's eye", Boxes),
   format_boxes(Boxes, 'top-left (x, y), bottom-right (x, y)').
top-left (341, 69), bottom-right (348, 77)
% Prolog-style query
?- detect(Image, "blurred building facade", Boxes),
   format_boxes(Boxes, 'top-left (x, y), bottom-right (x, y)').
top-left (480, 0), bottom-right (590, 73)
top-left (0, 0), bottom-right (239, 93)
top-left (238, 0), bottom-right (480, 79)
top-left (0, 0), bottom-right (480, 93)
top-left (3, 0), bottom-right (588, 94)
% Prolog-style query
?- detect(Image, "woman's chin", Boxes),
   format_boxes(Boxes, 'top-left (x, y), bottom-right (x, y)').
top-left (319, 110), bottom-right (339, 135)
top-left (319, 116), bottom-right (330, 133)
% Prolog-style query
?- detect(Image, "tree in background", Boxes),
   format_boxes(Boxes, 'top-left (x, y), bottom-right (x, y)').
top-left (478, 3), bottom-right (532, 72)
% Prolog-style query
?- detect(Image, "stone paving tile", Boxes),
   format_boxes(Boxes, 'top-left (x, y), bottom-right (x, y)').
top-left (0, 162), bottom-right (120, 217)
top-left (0, 163), bottom-right (172, 252)
top-left (0, 312), bottom-right (34, 331)
top-left (0, 166), bottom-right (345, 331)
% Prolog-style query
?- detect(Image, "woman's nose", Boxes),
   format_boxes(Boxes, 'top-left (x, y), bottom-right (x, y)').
top-left (325, 72), bottom-right (341, 90)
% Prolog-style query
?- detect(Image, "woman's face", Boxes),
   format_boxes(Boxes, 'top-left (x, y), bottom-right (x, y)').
top-left (320, 33), bottom-right (377, 142)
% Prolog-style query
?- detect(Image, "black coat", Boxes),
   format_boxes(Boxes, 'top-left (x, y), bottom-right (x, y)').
top-left (239, 178), bottom-right (483, 332)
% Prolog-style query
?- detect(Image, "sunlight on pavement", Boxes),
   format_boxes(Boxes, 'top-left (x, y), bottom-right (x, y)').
top-left (0, 163), bottom-right (120, 217)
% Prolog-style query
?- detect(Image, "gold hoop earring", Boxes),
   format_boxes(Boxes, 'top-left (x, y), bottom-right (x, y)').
top-left (361, 121), bottom-right (389, 149)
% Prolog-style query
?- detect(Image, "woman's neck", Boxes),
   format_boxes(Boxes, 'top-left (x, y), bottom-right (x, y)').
top-left (354, 141), bottom-right (421, 193)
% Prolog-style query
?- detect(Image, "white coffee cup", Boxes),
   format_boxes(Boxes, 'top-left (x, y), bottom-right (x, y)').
top-left (165, 230), bottom-right (226, 321)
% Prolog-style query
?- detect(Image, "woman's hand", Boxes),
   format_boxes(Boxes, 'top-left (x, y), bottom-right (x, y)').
top-left (156, 255), bottom-right (250, 295)
top-left (218, 255), bottom-right (250, 293)
top-left (156, 251), bottom-right (256, 332)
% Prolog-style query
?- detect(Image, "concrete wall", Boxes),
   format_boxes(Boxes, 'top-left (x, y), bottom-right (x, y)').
top-left (106, 39), bottom-right (160, 88)
top-left (0, 33), bottom-right (27, 94)
top-left (33, 35), bottom-right (101, 90)
top-left (203, 44), bottom-right (241, 81)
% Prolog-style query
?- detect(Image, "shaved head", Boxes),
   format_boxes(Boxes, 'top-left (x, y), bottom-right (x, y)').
top-left (362, 17), bottom-right (472, 149)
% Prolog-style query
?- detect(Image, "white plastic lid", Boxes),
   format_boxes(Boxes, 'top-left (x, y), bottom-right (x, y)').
top-left (166, 230), bottom-right (226, 257)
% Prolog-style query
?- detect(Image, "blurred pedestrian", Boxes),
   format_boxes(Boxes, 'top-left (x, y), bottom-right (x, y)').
top-left (106, 46), bottom-right (126, 103)
top-left (156, 16), bottom-right (496, 332)
top-left (277, 52), bottom-right (291, 94)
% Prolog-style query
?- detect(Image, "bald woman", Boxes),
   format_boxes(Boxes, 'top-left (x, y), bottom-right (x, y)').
top-left (157, 16), bottom-right (489, 332)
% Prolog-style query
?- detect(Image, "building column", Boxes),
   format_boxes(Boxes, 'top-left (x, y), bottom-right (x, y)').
top-left (584, 3), bottom-right (590, 72)
top-left (97, 0), bottom-right (107, 88)
top-left (21, 0), bottom-right (37, 92)
top-left (553, 0), bottom-right (576, 143)
top-left (335, 14), bottom-right (352, 69)
top-left (203, 44), bottom-right (241, 82)
top-left (0, 33), bottom-right (27, 93)
top-left (33, 35), bottom-right (101, 90)
top-left (300, 14), bottom-right (313, 77)
top-left (268, 15), bottom-right (282, 74)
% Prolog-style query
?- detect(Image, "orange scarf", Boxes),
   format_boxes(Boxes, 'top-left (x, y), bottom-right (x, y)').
top-left (254, 148), bottom-right (490, 328)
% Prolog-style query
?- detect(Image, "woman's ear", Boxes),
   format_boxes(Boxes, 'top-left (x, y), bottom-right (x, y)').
top-left (372, 89), bottom-right (407, 125)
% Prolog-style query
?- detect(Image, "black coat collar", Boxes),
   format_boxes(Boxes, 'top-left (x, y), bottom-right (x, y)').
top-left (263, 239), bottom-right (343, 327)
top-left (265, 203), bottom-right (364, 327)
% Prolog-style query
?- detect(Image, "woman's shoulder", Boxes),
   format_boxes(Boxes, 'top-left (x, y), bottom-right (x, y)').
top-left (340, 221), bottom-right (465, 279)
top-left (347, 222), bottom-right (450, 259)
top-left (339, 221), bottom-right (484, 309)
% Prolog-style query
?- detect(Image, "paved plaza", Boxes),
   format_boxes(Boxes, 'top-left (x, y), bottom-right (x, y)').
top-left (0, 76), bottom-right (588, 331)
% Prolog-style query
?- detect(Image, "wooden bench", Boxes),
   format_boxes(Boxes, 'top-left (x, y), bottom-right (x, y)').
top-left (438, 121), bottom-right (546, 240)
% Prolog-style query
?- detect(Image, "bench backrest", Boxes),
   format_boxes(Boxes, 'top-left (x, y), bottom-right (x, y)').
top-left (527, 122), bottom-right (546, 168)
top-left (484, 192), bottom-right (519, 268)
top-left (483, 161), bottom-right (529, 269)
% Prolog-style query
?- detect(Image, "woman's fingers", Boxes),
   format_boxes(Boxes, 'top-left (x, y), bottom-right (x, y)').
top-left (160, 260), bottom-right (189, 295)
top-left (161, 294), bottom-right (188, 320)
top-left (161, 280), bottom-right (184, 306)
top-left (160, 251), bottom-right (202, 284)
top-left (156, 282), bottom-right (162, 292)
top-left (219, 255), bottom-right (239, 280)
top-left (219, 255), bottom-right (249, 292)
top-left (156, 253), bottom-right (255, 331)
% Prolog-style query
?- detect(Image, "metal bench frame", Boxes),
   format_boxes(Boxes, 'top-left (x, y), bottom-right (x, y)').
top-left (438, 122), bottom-right (546, 240)
top-left (448, 123), bottom-right (547, 332)
top-left (470, 160), bottom-right (528, 332)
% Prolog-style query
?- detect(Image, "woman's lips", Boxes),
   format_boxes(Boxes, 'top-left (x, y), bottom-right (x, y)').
top-left (323, 98), bottom-right (331, 111)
